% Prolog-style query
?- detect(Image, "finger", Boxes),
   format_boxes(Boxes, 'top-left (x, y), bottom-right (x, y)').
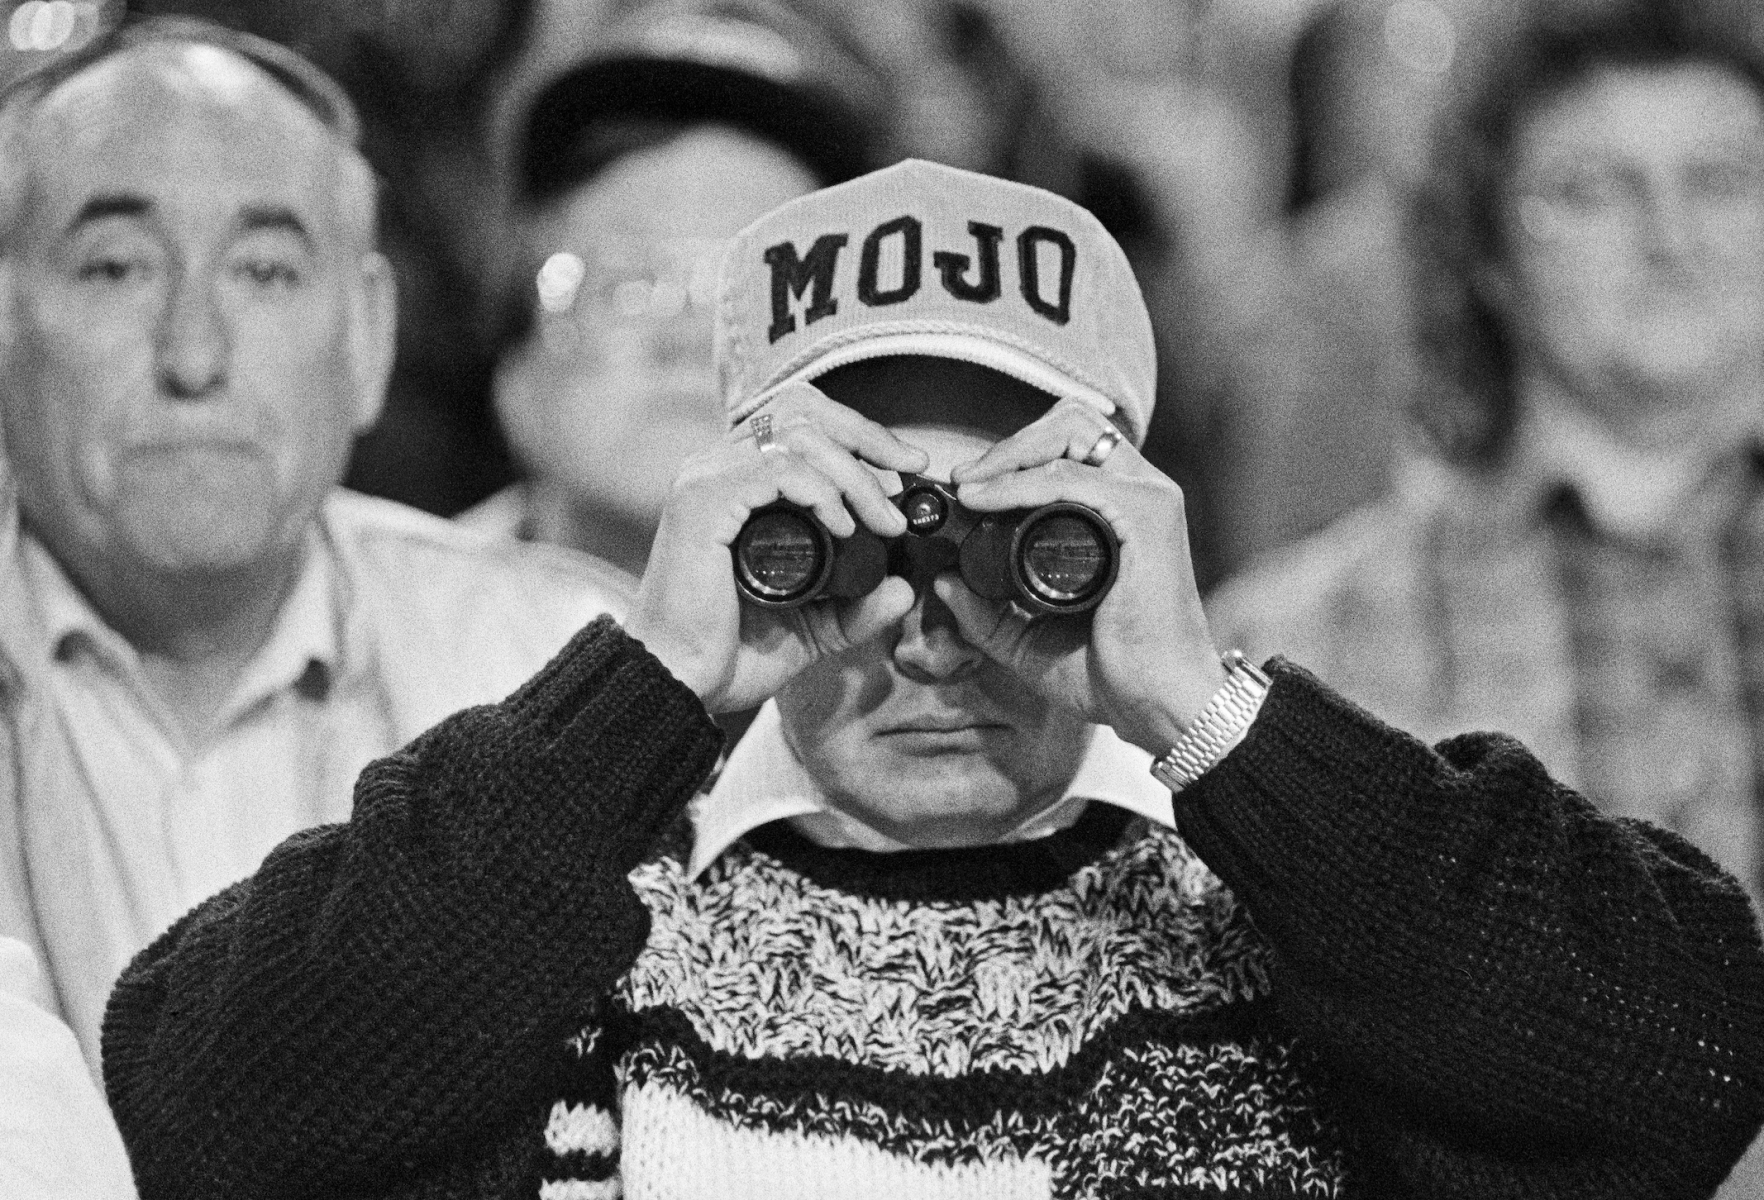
top-left (730, 449), bottom-right (856, 537)
top-left (756, 380), bottom-right (931, 474)
top-left (956, 454), bottom-right (1152, 515)
top-left (931, 573), bottom-right (1032, 669)
top-left (823, 575), bottom-right (917, 652)
top-left (934, 574), bottom-right (1094, 706)
top-left (774, 424), bottom-right (909, 537)
top-left (950, 400), bottom-right (1126, 482)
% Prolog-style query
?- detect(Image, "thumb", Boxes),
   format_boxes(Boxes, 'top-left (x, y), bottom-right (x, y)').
top-left (817, 576), bottom-right (917, 654)
top-left (932, 573), bottom-right (1033, 669)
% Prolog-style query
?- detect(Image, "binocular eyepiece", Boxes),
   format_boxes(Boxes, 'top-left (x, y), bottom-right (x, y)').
top-left (733, 475), bottom-right (1119, 616)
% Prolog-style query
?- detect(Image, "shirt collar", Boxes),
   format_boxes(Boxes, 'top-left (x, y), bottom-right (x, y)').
top-left (18, 527), bottom-right (344, 721)
top-left (229, 535), bottom-right (343, 707)
top-left (688, 700), bottom-right (1174, 879)
top-left (1507, 394), bottom-right (1764, 544)
top-left (18, 535), bottom-right (127, 668)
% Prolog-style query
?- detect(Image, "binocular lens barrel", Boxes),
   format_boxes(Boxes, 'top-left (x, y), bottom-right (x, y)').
top-left (1016, 512), bottom-right (1112, 606)
top-left (733, 509), bottom-right (827, 603)
top-left (732, 486), bottom-right (1117, 614)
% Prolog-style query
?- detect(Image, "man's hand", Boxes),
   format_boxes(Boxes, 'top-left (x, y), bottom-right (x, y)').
top-left (939, 398), bottom-right (1227, 754)
top-left (626, 382), bottom-right (929, 712)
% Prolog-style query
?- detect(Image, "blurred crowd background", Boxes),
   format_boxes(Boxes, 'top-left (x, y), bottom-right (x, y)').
top-left (8, 1), bottom-right (1764, 1193)
top-left (7, 0), bottom-right (1710, 590)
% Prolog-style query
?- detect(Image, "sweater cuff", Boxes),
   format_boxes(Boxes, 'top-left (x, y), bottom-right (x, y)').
top-left (1173, 657), bottom-right (1446, 909)
top-left (500, 614), bottom-right (724, 867)
top-left (1187, 655), bottom-right (1426, 801)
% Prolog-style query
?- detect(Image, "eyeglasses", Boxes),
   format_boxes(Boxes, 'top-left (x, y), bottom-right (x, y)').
top-left (1512, 153), bottom-right (1764, 239)
top-left (533, 236), bottom-right (730, 327)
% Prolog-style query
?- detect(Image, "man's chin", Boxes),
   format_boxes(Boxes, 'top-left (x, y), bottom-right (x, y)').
top-left (823, 757), bottom-right (1044, 848)
top-left (116, 518), bottom-right (283, 575)
top-left (104, 451), bottom-right (292, 573)
top-left (109, 492), bottom-right (289, 575)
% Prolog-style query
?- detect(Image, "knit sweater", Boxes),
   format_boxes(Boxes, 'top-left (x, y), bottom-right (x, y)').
top-left (103, 618), bottom-right (1764, 1200)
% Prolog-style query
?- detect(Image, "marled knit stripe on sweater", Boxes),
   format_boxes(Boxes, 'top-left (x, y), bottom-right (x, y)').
top-left (538, 808), bottom-right (1347, 1199)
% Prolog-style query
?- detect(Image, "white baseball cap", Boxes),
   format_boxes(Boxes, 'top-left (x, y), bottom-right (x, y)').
top-left (714, 158), bottom-right (1157, 444)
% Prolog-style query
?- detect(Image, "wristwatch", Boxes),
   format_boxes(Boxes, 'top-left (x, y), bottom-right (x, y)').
top-left (1149, 650), bottom-right (1271, 793)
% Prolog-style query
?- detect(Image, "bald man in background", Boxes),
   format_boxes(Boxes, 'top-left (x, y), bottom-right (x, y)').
top-left (0, 17), bottom-right (628, 1069)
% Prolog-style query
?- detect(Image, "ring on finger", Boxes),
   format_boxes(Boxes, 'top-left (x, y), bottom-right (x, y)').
top-left (1081, 425), bottom-right (1123, 467)
top-left (750, 412), bottom-right (781, 453)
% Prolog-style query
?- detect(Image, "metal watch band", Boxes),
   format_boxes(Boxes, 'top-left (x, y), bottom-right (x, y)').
top-left (1150, 650), bottom-right (1272, 793)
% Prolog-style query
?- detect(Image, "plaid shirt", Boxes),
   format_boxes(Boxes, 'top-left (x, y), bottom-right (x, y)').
top-left (1210, 436), bottom-right (1764, 908)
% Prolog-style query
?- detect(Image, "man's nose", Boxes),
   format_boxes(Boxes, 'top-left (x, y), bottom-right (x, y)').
top-left (891, 580), bottom-right (985, 684)
top-left (1635, 183), bottom-right (1704, 273)
top-left (155, 269), bottom-right (229, 400)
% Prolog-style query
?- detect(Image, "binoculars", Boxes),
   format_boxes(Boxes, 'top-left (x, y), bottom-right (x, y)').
top-left (732, 474), bottom-right (1119, 616)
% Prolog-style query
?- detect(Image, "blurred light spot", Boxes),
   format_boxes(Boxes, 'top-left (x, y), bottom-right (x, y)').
top-left (9, 3), bottom-right (41, 50)
top-left (181, 42), bottom-right (270, 100)
top-left (1384, 0), bottom-right (1456, 75)
top-left (28, 1), bottom-right (59, 49)
top-left (536, 252), bottom-right (584, 313)
top-left (9, 1), bottom-right (99, 52)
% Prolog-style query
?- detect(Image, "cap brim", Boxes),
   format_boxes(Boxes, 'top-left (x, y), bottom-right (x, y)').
top-left (734, 331), bottom-right (1119, 427)
top-left (521, 57), bottom-right (872, 198)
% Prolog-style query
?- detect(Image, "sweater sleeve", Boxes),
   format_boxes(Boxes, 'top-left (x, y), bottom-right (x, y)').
top-left (1174, 658), bottom-right (1764, 1200)
top-left (101, 617), bottom-right (724, 1200)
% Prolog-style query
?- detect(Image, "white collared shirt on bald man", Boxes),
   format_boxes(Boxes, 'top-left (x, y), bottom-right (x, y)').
top-left (0, 480), bottom-right (629, 1071)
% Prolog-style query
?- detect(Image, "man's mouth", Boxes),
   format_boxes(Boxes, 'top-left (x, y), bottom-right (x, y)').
top-left (126, 437), bottom-right (261, 458)
top-left (877, 715), bottom-right (1012, 739)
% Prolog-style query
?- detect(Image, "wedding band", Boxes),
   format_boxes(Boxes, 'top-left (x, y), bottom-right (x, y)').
top-left (1082, 426), bottom-right (1123, 467)
top-left (750, 412), bottom-right (778, 452)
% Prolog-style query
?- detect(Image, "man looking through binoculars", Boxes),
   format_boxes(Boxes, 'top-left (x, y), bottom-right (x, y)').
top-left (108, 160), bottom-right (1764, 1199)
top-left (643, 354), bottom-right (1198, 857)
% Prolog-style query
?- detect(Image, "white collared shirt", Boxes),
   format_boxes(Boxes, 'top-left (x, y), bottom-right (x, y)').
top-left (0, 938), bottom-right (137, 1200)
top-left (688, 700), bottom-right (1181, 879)
top-left (1, 483), bottom-right (631, 1074)
top-left (16, 528), bottom-right (395, 1039)
top-left (1514, 393), bottom-right (1764, 544)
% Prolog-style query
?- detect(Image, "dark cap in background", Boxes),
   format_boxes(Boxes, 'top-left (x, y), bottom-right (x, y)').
top-left (518, 0), bottom-right (888, 202)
